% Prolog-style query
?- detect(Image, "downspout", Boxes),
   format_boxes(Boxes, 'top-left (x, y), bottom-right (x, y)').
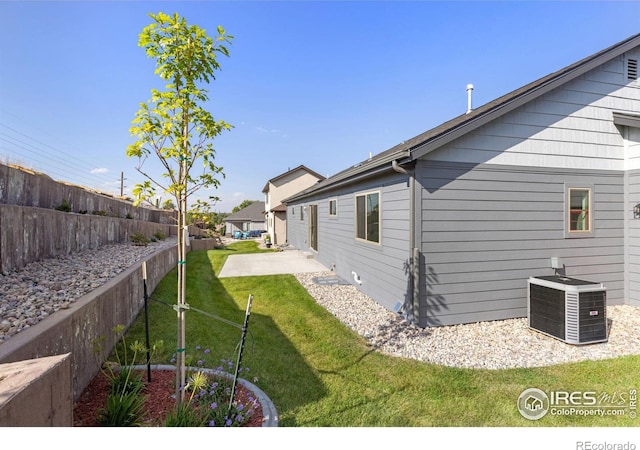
top-left (392, 160), bottom-right (419, 325)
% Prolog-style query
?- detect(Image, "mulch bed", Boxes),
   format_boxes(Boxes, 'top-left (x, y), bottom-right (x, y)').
top-left (73, 369), bottom-right (263, 427)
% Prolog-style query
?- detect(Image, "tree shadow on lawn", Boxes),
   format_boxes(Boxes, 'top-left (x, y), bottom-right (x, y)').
top-left (185, 250), bottom-right (329, 420)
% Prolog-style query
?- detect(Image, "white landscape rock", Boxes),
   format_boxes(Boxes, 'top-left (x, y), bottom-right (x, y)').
top-left (0, 237), bottom-right (176, 343)
top-left (295, 271), bottom-right (640, 369)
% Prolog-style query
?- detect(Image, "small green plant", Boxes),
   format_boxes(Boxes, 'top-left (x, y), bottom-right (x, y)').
top-left (153, 230), bottom-right (166, 241)
top-left (55, 199), bottom-right (71, 212)
top-left (98, 388), bottom-right (147, 426)
top-left (93, 325), bottom-right (161, 427)
top-left (79, 209), bottom-right (88, 215)
top-left (131, 232), bottom-right (150, 246)
top-left (92, 210), bottom-right (107, 216)
top-left (126, 213), bottom-right (133, 219)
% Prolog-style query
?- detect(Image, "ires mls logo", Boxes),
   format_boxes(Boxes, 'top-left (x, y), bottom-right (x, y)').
top-left (518, 388), bottom-right (550, 420)
top-left (518, 388), bottom-right (638, 421)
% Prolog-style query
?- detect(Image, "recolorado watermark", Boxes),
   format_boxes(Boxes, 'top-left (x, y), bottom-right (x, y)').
top-left (517, 387), bottom-right (637, 421)
top-left (576, 442), bottom-right (636, 450)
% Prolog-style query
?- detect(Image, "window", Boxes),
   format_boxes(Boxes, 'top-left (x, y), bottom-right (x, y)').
top-left (329, 199), bottom-right (337, 217)
top-left (566, 185), bottom-right (593, 237)
top-left (355, 191), bottom-right (380, 243)
top-left (300, 206), bottom-right (304, 221)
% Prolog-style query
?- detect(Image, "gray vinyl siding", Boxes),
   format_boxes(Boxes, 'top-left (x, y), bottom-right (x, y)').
top-left (417, 160), bottom-right (625, 327)
top-left (627, 169), bottom-right (640, 307)
top-left (287, 173), bottom-right (411, 313)
top-left (427, 55), bottom-right (638, 171)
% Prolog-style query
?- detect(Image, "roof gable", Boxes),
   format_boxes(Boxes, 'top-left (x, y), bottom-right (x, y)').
top-left (262, 165), bottom-right (325, 193)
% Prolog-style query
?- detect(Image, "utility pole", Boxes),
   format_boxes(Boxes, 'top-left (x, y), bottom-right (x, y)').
top-left (120, 171), bottom-right (127, 197)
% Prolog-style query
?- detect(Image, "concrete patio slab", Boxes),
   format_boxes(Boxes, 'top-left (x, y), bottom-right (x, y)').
top-left (217, 251), bottom-right (328, 278)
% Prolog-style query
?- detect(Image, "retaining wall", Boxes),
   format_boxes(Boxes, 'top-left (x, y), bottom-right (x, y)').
top-left (0, 245), bottom-right (178, 403)
top-left (0, 240), bottom-right (220, 426)
top-left (0, 204), bottom-right (175, 274)
top-left (0, 354), bottom-right (72, 426)
top-left (0, 163), bottom-right (174, 223)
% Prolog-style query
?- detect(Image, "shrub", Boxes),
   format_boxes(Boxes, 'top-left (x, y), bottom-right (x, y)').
top-left (131, 233), bottom-right (150, 246)
top-left (92, 210), bottom-right (107, 216)
top-left (153, 230), bottom-right (166, 241)
top-left (55, 199), bottom-right (71, 212)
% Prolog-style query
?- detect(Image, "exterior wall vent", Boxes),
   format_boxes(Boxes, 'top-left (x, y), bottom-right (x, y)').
top-left (627, 58), bottom-right (638, 82)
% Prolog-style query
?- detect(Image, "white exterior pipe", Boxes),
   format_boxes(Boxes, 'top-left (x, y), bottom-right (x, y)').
top-left (466, 84), bottom-right (474, 114)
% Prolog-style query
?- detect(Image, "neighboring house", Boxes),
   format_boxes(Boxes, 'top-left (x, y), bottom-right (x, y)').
top-left (224, 201), bottom-right (266, 237)
top-left (285, 33), bottom-right (640, 328)
top-left (262, 165), bottom-right (325, 245)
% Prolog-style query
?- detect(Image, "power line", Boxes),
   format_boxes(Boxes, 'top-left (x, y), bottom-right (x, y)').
top-left (0, 134), bottom-right (113, 186)
top-left (0, 121), bottom-right (123, 194)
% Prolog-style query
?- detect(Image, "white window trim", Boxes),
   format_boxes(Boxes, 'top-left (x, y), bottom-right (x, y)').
top-left (564, 183), bottom-right (594, 238)
top-left (328, 198), bottom-right (338, 218)
top-left (354, 190), bottom-right (381, 245)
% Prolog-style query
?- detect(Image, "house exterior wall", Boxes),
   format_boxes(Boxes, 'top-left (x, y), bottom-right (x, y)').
top-left (274, 212), bottom-right (287, 245)
top-left (286, 172), bottom-right (411, 313)
top-left (416, 160), bottom-right (625, 326)
top-left (265, 170), bottom-right (324, 244)
top-left (414, 51), bottom-right (638, 325)
top-left (626, 128), bottom-right (640, 306)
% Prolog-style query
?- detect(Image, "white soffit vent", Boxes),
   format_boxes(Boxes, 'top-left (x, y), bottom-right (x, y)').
top-left (628, 58), bottom-right (638, 81)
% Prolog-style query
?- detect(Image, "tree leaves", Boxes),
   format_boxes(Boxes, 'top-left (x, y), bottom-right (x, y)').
top-left (126, 11), bottom-right (233, 209)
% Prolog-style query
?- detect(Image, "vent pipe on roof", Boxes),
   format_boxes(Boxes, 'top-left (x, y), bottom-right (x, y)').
top-left (466, 84), bottom-right (474, 114)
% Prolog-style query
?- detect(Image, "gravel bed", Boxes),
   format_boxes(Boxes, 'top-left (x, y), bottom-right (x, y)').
top-left (0, 237), bottom-right (177, 343)
top-left (295, 271), bottom-right (640, 369)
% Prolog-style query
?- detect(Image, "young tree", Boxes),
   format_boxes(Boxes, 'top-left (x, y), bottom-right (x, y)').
top-left (232, 199), bottom-right (256, 213)
top-left (161, 199), bottom-right (176, 210)
top-left (126, 12), bottom-right (232, 402)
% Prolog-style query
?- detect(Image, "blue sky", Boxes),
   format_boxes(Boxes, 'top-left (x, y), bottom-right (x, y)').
top-left (1, 1), bottom-right (639, 213)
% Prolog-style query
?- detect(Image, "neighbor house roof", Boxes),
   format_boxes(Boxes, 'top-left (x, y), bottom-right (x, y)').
top-left (261, 165), bottom-right (325, 193)
top-left (285, 32), bottom-right (640, 203)
top-left (224, 201), bottom-right (266, 222)
top-left (270, 203), bottom-right (287, 213)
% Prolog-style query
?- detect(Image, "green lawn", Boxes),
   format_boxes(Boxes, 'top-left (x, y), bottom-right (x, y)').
top-left (120, 241), bottom-right (640, 426)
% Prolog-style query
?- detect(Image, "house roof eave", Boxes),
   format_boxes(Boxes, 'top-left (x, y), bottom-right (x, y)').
top-left (284, 150), bottom-right (411, 203)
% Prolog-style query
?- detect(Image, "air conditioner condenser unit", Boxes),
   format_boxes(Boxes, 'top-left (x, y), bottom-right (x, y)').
top-left (527, 275), bottom-right (608, 345)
